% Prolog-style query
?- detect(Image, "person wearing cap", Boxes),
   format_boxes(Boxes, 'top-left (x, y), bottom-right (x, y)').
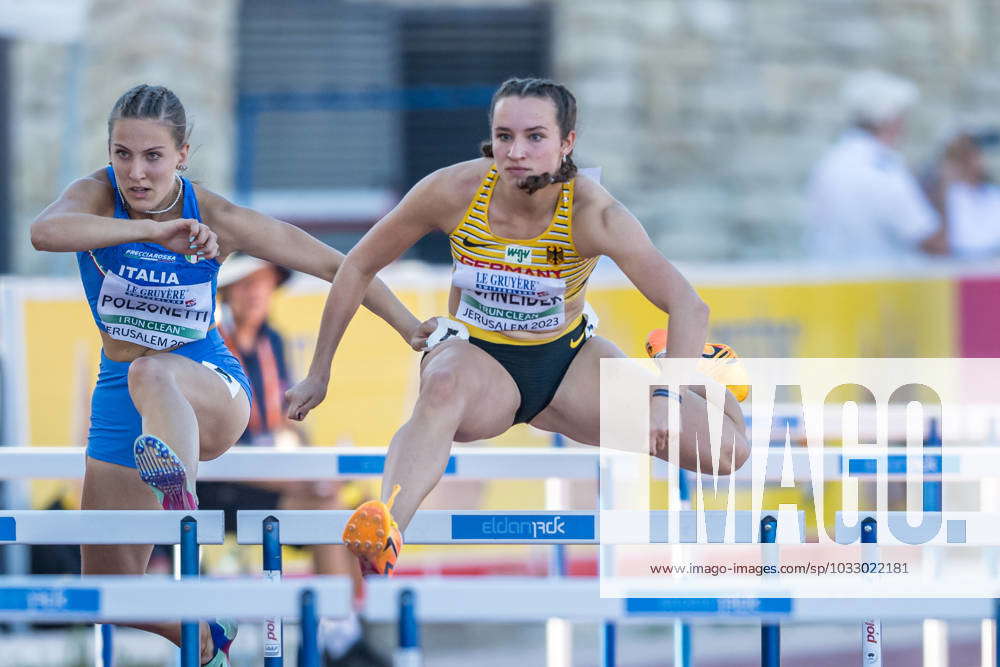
top-left (805, 69), bottom-right (947, 261)
top-left (197, 254), bottom-right (389, 667)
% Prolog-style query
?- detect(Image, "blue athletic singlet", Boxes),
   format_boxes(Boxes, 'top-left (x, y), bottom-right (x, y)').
top-left (78, 167), bottom-right (222, 348)
top-left (79, 167), bottom-right (251, 468)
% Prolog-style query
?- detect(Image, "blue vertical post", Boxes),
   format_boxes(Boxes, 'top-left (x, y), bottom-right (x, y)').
top-left (263, 516), bottom-right (283, 666)
top-left (180, 516), bottom-right (200, 667)
top-left (994, 598), bottom-right (1000, 667)
top-left (924, 418), bottom-right (942, 512)
top-left (760, 515), bottom-right (780, 667)
top-left (861, 518), bottom-right (882, 667)
top-left (396, 589), bottom-right (421, 666)
top-left (551, 433), bottom-right (568, 577)
top-left (550, 433), bottom-right (576, 666)
top-left (673, 469), bottom-right (692, 667)
top-left (601, 622), bottom-right (616, 667)
top-left (298, 589), bottom-right (319, 667)
top-left (100, 624), bottom-right (114, 666)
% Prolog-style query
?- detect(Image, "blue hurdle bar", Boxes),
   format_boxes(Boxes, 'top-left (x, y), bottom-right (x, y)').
top-left (179, 516), bottom-right (200, 667)
top-left (760, 515), bottom-right (780, 667)
top-left (263, 516), bottom-right (283, 666)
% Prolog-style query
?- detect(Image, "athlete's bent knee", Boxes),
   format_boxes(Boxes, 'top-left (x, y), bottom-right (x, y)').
top-left (716, 435), bottom-right (750, 476)
top-left (127, 355), bottom-right (175, 394)
top-left (418, 366), bottom-right (465, 410)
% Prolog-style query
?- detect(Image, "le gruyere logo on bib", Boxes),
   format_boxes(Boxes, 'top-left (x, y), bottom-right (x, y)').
top-left (504, 245), bottom-right (533, 265)
top-left (452, 262), bottom-right (566, 332)
top-left (97, 269), bottom-right (213, 349)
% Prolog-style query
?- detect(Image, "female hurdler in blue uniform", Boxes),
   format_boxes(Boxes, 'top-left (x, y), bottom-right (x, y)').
top-left (31, 85), bottom-right (424, 665)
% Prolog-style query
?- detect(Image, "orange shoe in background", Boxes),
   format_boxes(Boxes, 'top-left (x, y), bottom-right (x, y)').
top-left (645, 329), bottom-right (750, 402)
top-left (342, 484), bottom-right (403, 576)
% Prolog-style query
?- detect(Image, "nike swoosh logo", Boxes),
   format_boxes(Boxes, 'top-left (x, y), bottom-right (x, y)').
top-left (462, 236), bottom-right (498, 249)
top-left (569, 331), bottom-right (586, 348)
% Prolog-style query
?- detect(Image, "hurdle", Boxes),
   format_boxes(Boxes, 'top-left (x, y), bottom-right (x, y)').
top-left (0, 511), bottom-right (223, 666)
top-left (5, 444), bottom-right (1000, 481)
top-left (0, 575), bottom-right (350, 622)
top-left (371, 575), bottom-right (1000, 664)
top-left (363, 575), bottom-right (1000, 623)
top-left (837, 511), bottom-right (1000, 666)
top-left (4, 572), bottom-right (998, 666)
top-left (2, 408), bottom-right (995, 665)
top-left (237, 509), bottom-right (805, 666)
top-left (235, 509), bottom-right (807, 546)
top-left (0, 575), bottom-right (351, 667)
top-left (368, 576), bottom-right (1000, 666)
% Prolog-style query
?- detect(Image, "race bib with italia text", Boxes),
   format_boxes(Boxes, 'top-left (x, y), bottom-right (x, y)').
top-left (96, 269), bottom-right (213, 349)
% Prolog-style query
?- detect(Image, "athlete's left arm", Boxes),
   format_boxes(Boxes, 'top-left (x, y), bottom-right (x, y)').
top-left (205, 193), bottom-right (422, 345)
top-left (576, 195), bottom-right (710, 359)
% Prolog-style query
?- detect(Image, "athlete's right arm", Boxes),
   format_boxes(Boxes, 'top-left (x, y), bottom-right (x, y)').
top-left (285, 170), bottom-right (456, 421)
top-left (30, 176), bottom-right (216, 257)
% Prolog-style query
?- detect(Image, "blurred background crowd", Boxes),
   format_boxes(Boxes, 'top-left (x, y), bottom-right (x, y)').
top-left (5, 0), bottom-right (1000, 273)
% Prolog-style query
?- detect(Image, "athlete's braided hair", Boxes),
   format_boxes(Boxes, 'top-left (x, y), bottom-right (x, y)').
top-left (481, 77), bottom-right (578, 195)
top-left (108, 84), bottom-right (188, 148)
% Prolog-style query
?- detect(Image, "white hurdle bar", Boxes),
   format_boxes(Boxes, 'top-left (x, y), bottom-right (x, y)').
top-left (363, 577), bottom-right (1000, 623)
top-left (235, 510), bottom-right (807, 546)
top-left (0, 445), bottom-right (990, 480)
top-left (1, 574), bottom-right (992, 624)
top-left (0, 511), bottom-right (224, 544)
top-left (0, 575), bottom-right (351, 622)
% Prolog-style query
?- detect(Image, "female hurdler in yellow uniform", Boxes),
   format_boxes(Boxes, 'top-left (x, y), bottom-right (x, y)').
top-left (287, 77), bottom-right (750, 575)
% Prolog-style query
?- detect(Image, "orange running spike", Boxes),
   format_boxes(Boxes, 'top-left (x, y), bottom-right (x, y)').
top-left (342, 484), bottom-right (404, 576)
top-left (644, 329), bottom-right (750, 401)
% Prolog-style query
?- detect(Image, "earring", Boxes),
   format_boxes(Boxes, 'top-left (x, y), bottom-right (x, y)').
top-left (561, 154), bottom-right (567, 164)
top-left (177, 164), bottom-right (189, 172)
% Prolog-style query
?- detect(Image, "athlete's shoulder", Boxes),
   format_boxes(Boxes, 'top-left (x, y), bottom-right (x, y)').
top-left (189, 183), bottom-right (236, 223)
top-left (571, 171), bottom-right (616, 222)
top-left (405, 158), bottom-right (492, 212)
top-left (57, 169), bottom-right (117, 215)
top-left (419, 158), bottom-right (492, 197)
top-left (71, 168), bottom-right (113, 193)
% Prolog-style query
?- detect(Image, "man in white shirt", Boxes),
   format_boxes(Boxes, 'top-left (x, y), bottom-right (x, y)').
top-left (925, 131), bottom-right (1000, 258)
top-left (805, 70), bottom-right (947, 261)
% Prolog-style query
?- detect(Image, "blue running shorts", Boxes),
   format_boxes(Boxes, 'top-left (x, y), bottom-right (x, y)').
top-left (86, 329), bottom-right (251, 468)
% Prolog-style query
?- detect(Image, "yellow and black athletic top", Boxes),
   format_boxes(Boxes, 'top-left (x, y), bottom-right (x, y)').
top-left (448, 165), bottom-right (599, 344)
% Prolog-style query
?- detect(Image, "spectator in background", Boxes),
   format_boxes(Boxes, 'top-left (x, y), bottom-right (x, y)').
top-left (805, 69), bottom-right (947, 260)
top-left (197, 254), bottom-right (388, 667)
top-left (922, 130), bottom-right (1000, 258)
